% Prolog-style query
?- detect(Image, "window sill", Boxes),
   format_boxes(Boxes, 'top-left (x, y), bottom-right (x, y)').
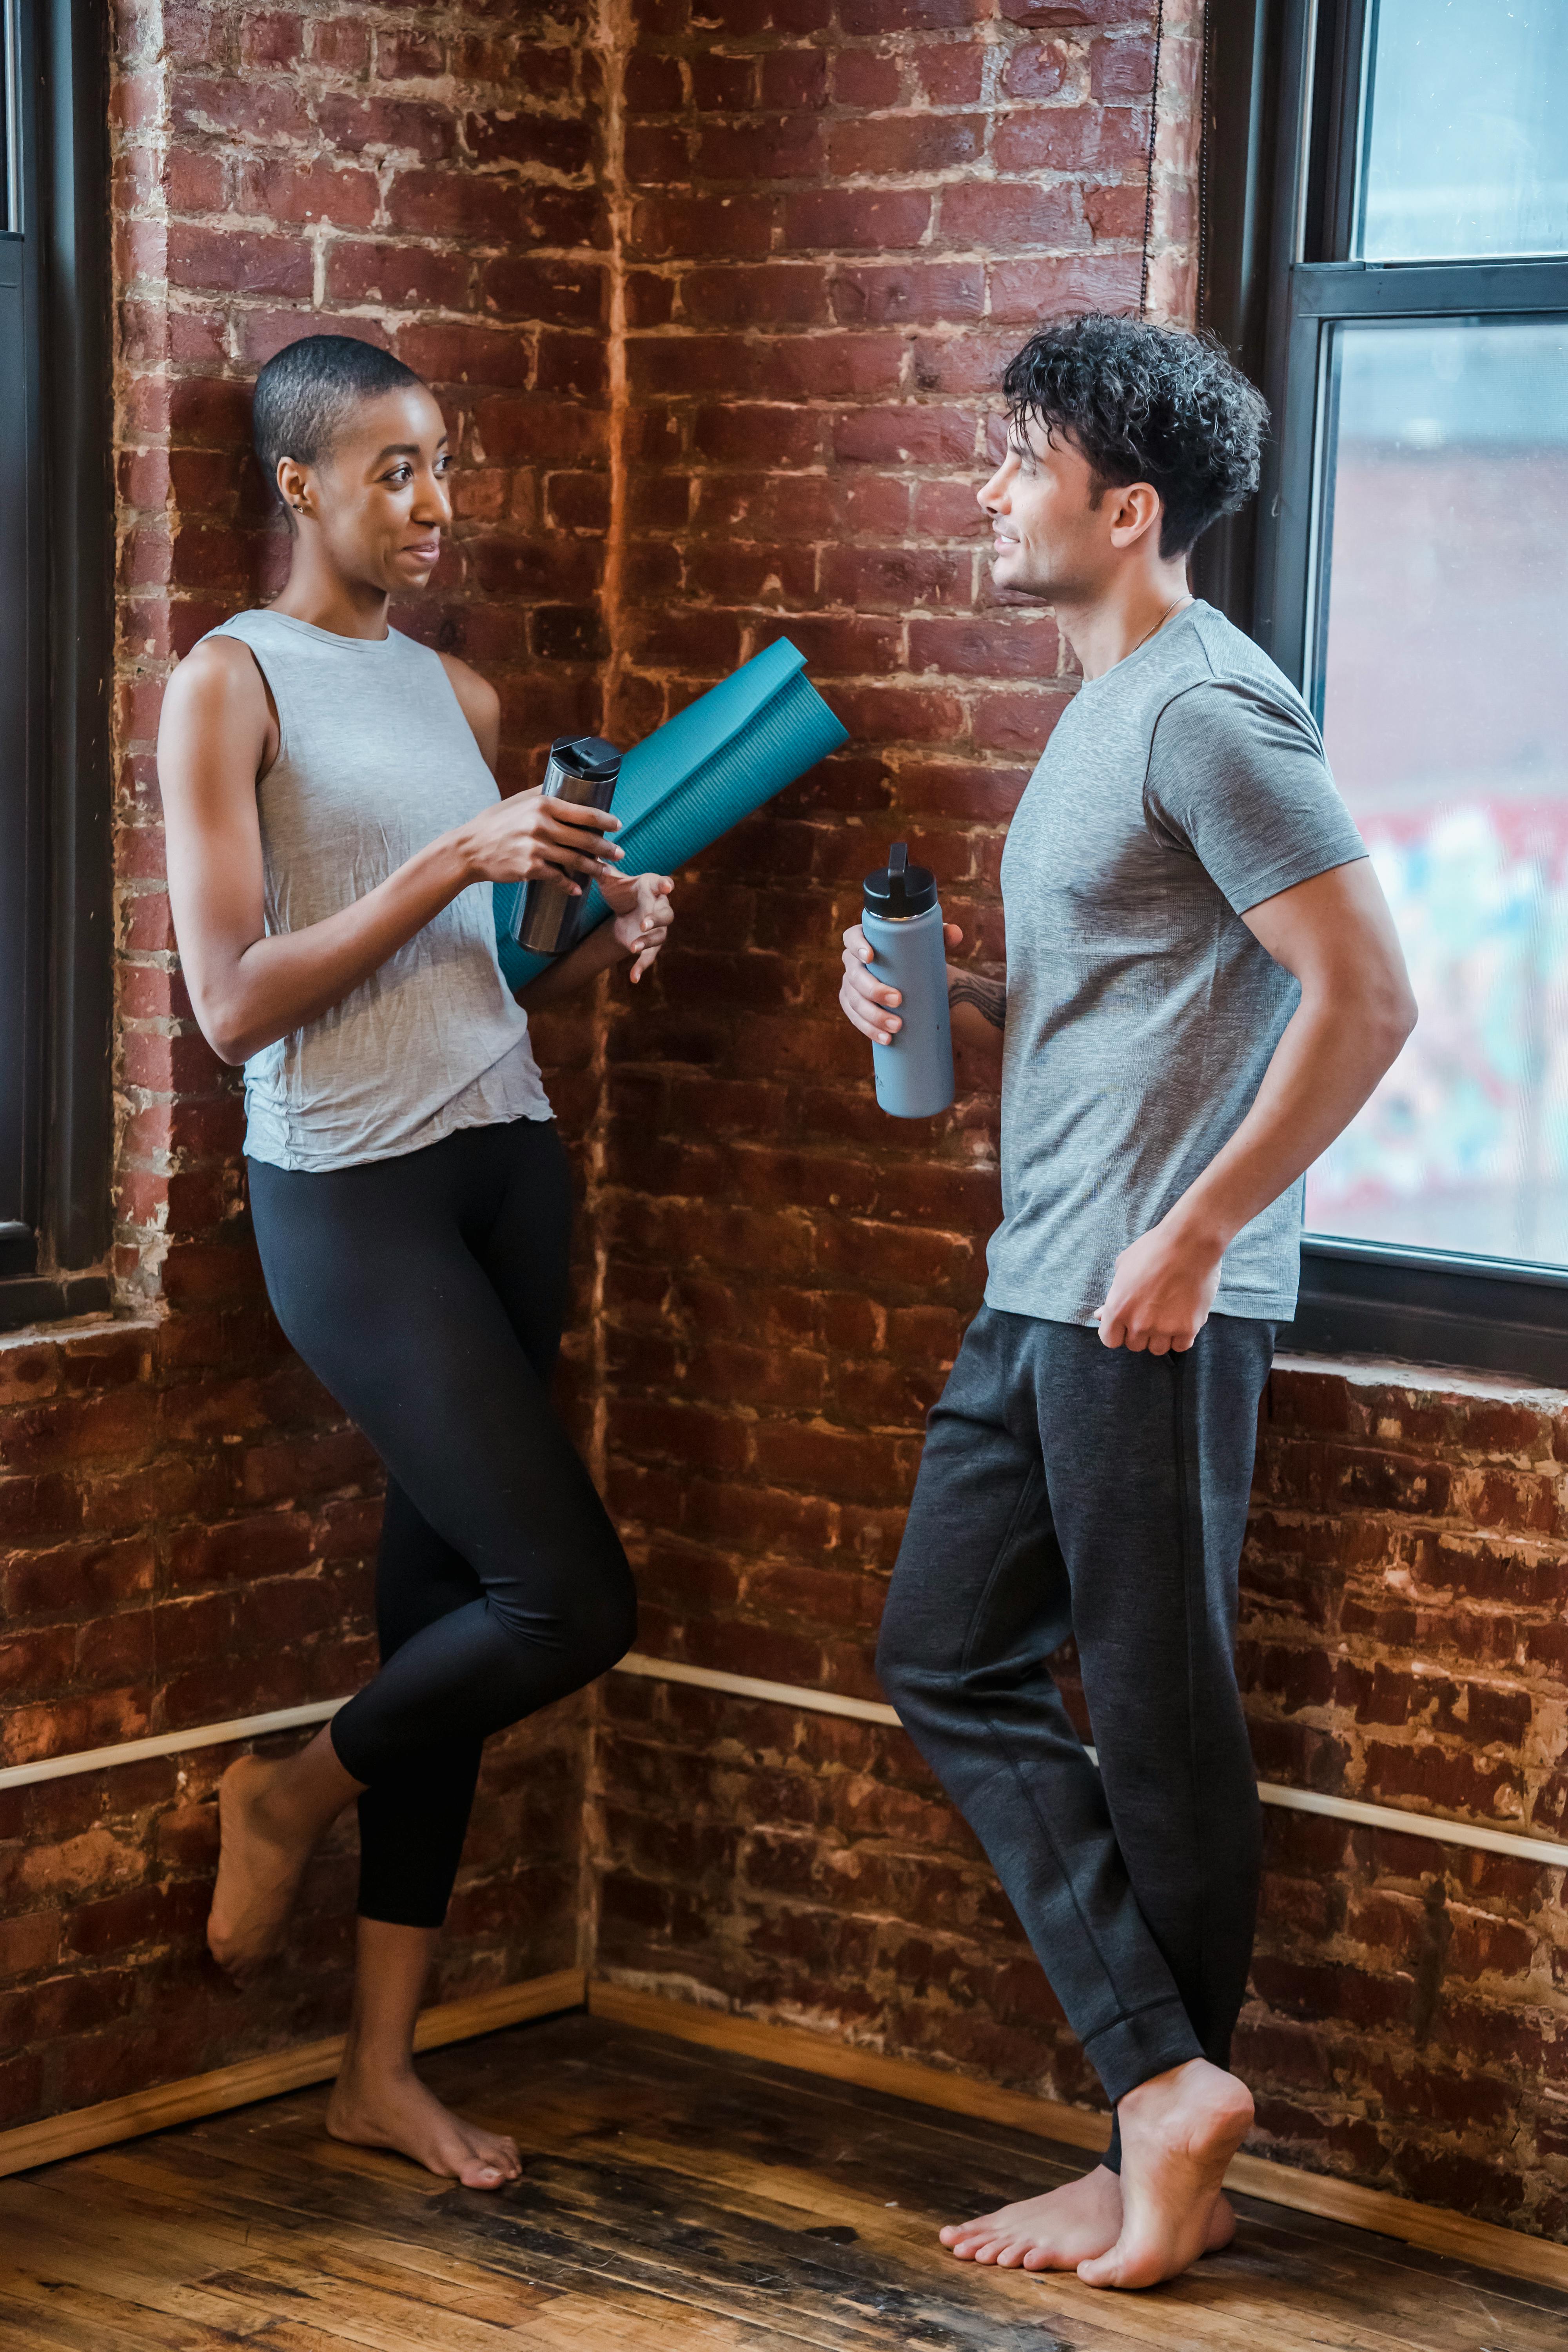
top-left (1272, 1345), bottom-right (1568, 1409)
top-left (1282, 1240), bottom-right (1568, 1389)
top-left (0, 1270), bottom-right (114, 1336)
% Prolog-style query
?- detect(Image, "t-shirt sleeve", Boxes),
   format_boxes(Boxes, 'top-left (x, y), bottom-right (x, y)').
top-left (1143, 679), bottom-right (1367, 915)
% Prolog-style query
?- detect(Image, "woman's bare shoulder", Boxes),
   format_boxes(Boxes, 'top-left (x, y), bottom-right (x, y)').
top-left (158, 633), bottom-right (278, 787)
top-left (162, 632), bottom-right (272, 720)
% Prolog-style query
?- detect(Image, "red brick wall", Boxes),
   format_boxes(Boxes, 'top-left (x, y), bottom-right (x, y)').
top-left (594, 0), bottom-right (1197, 1688)
top-left (1, 0), bottom-right (612, 2130)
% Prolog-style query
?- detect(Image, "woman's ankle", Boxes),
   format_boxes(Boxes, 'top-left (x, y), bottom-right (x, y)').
top-left (337, 2040), bottom-right (416, 2091)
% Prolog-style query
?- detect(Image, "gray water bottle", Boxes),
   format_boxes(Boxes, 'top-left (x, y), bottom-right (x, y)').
top-left (514, 734), bottom-right (622, 955)
top-left (862, 842), bottom-right (955, 1119)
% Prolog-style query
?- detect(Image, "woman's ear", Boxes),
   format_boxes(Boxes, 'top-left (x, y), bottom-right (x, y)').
top-left (275, 456), bottom-right (310, 521)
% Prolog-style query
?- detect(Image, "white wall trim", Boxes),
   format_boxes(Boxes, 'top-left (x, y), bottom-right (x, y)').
top-left (0, 1699), bottom-right (343, 1791)
top-left (5, 1653), bottom-right (1565, 1874)
top-left (614, 1654), bottom-right (1568, 1870)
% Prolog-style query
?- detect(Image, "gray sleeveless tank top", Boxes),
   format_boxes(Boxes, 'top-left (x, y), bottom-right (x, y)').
top-left (206, 607), bottom-right (551, 1171)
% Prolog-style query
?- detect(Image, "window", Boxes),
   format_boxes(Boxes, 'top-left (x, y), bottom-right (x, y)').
top-left (1200, 0), bottom-right (1568, 1379)
top-left (0, 0), bottom-right (114, 1334)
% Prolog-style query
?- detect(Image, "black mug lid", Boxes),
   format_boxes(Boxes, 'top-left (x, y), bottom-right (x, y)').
top-left (552, 733), bottom-right (622, 779)
top-left (864, 840), bottom-right (936, 918)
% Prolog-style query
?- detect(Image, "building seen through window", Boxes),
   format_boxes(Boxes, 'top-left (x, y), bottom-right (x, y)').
top-left (1294, 1), bottom-right (1568, 1272)
top-left (1307, 318), bottom-right (1568, 1260)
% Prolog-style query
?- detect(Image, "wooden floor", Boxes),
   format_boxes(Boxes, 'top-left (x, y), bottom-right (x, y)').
top-left (2, 2013), bottom-right (1564, 2351)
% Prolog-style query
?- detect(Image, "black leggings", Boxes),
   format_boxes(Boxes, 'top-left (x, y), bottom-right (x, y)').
top-left (247, 1117), bottom-right (636, 1928)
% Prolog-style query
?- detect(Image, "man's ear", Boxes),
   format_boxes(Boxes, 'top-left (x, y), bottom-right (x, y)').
top-left (1107, 481), bottom-right (1163, 548)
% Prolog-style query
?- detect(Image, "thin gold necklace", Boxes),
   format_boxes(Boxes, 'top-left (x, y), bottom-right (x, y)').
top-left (1125, 591), bottom-right (1193, 662)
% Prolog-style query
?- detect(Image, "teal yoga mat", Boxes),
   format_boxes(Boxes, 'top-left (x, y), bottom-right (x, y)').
top-left (493, 637), bottom-right (848, 992)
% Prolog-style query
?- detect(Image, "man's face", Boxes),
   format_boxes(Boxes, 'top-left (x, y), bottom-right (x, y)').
top-left (978, 412), bottom-right (1118, 604)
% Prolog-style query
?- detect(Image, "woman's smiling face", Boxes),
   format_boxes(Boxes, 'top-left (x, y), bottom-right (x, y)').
top-left (279, 383), bottom-right (455, 595)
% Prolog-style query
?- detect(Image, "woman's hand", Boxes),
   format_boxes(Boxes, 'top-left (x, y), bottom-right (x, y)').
top-left (602, 869), bottom-right (675, 983)
top-left (459, 788), bottom-right (625, 895)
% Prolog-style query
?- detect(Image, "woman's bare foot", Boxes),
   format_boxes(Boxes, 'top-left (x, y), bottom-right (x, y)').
top-left (1076, 2059), bottom-right (1253, 2291)
top-left (939, 2166), bottom-right (1237, 2272)
top-left (327, 2058), bottom-right (522, 2190)
top-left (207, 1754), bottom-right (317, 1977)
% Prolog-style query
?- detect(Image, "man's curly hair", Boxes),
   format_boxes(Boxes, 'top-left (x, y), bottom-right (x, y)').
top-left (1001, 314), bottom-right (1269, 558)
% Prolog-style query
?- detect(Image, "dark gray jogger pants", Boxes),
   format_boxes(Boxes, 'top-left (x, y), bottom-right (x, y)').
top-left (876, 1305), bottom-right (1274, 2165)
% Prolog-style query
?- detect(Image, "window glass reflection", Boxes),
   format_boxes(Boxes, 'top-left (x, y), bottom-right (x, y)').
top-left (1359, 0), bottom-right (1568, 260)
top-left (1307, 319), bottom-right (1568, 1263)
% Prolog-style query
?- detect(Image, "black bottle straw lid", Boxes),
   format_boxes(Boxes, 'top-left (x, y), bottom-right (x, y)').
top-left (864, 839), bottom-right (937, 918)
top-left (552, 733), bottom-right (622, 779)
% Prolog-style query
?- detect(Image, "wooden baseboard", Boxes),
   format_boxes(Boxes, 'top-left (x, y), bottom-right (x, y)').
top-left (587, 1981), bottom-right (1568, 2296)
top-left (0, 1966), bottom-right (586, 2180)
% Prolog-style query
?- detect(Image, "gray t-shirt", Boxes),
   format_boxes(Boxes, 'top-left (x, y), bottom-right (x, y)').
top-left (986, 601), bottom-right (1367, 1327)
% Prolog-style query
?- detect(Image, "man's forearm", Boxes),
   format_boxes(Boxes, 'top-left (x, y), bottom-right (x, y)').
top-left (1162, 982), bottom-right (1412, 1254)
top-left (948, 967), bottom-right (1006, 1089)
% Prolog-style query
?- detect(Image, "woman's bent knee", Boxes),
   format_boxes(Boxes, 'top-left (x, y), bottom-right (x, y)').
top-left (546, 1541), bottom-right (637, 1689)
top-left (579, 1561), bottom-right (638, 1683)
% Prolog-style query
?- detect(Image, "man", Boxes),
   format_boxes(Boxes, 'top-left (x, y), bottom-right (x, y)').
top-left (838, 314), bottom-right (1415, 2292)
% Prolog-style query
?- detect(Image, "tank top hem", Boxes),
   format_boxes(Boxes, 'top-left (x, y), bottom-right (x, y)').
top-left (243, 1098), bottom-right (555, 1176)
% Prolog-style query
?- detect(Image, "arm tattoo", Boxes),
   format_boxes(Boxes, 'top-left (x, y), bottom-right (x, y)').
top-left (948, 971), bottom-right (1006, 1031)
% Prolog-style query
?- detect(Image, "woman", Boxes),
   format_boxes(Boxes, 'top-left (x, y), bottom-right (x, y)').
top-left (157, 334), bottom-right (672, 2190)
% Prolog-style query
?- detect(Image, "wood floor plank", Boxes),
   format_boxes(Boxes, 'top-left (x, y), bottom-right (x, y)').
top-left (60, 2148), bottom-right (562, 2322)
top-left (10, 2009), bottom-right (1564, 2352)
top-left (402, 2024), bottom-right (1568, 2352)
top-left (0, 2275), bottom-right (245, 2352)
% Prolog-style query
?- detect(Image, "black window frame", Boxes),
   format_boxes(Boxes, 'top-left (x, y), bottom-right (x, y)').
top-left (1197, 0), bottom-right (1568, 1383)
top-left (0, 0), bottom-right (114, 1335)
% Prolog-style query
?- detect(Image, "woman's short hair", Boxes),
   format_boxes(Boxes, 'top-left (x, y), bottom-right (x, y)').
top-left (252, 334), bottom-right (426, 502)
top-left (1001, 314), bottom-right (1269, 558)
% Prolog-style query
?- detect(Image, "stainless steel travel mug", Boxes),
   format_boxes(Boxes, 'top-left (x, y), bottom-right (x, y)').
top-left (516, 735), bottom-right (623, 955)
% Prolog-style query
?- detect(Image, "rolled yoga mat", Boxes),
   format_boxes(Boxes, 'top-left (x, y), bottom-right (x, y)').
top-left (493, 637), bottom-right (848, 992)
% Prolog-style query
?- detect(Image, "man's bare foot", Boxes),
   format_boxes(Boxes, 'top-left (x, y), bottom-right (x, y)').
top-left (938, 2166), bottom-right (1238, 2272)
top-left (940, 2164), bottom-right (1122, 2270)
top-left (1076, 2059), bottom-right (1252, 2291)
top-left (327, 2059), bottom-right (522, 2191)
top-left (207, 1754), bottom-right (316, 1977)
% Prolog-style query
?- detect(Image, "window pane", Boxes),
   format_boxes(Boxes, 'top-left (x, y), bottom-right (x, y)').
top-left (0, 243), bottom-right (25, 1227)
top-left (1306, 318), bottom-right (1568, 1263)
top-left (1360, 0), bottom-right (1568, 260)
